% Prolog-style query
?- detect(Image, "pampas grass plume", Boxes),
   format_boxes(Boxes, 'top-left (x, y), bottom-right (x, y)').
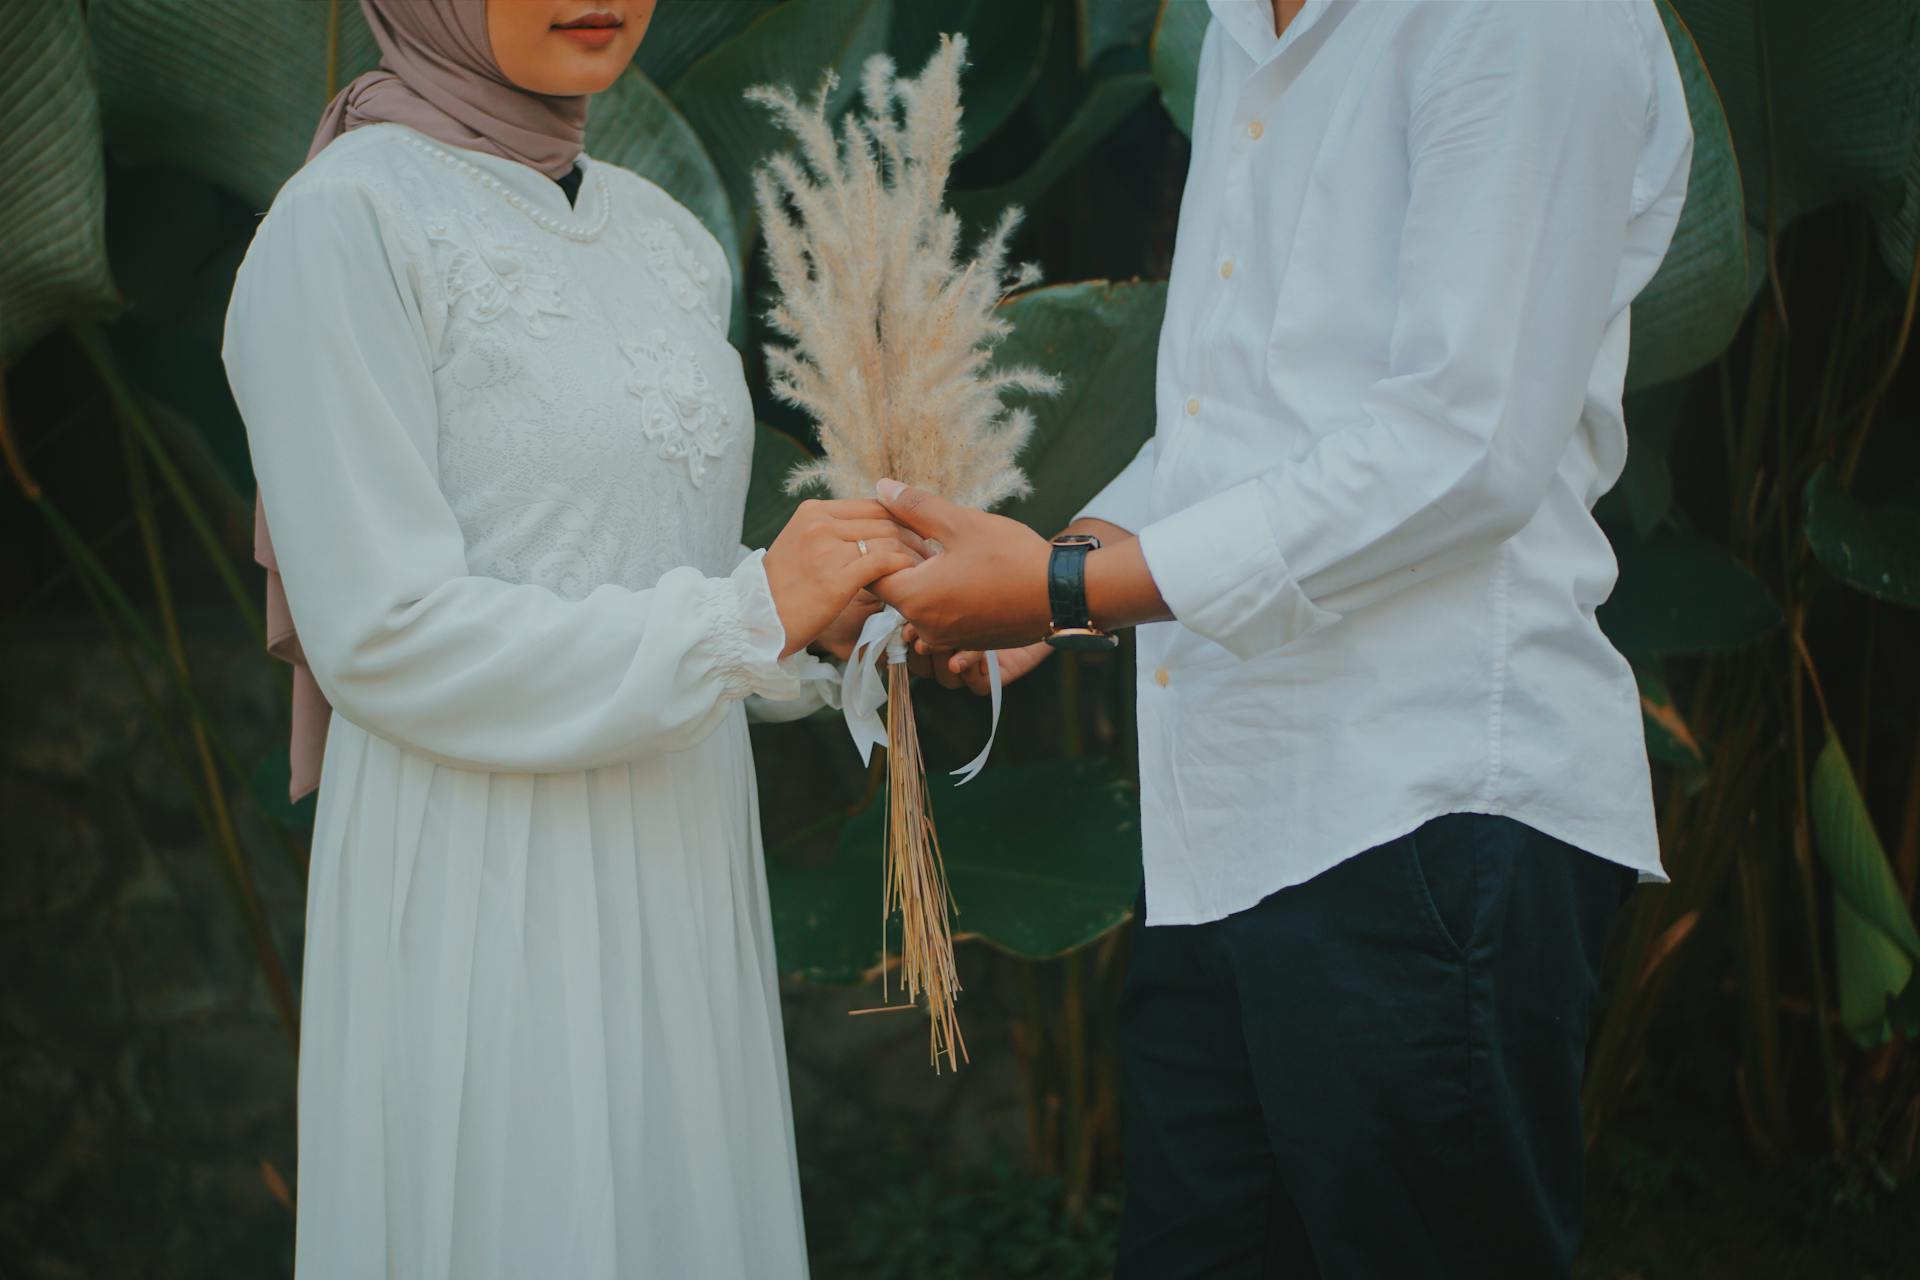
top-left (748, 34), bottom-right (1060, 509)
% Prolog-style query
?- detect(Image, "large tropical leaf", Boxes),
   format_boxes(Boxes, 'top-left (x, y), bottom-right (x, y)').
top-left (1625, 3), bottom-right (1752, 392)
top-left (109, 321), bottom-right (252, 498)
top-left (1670, 0), bottom-right (1920, 278)
top-left (951, 74), bottom-right (1156, 229)
top-left (1148, 0), bottom-right (1210, 137)
top-left (1802, 463), bottom-right (1920, 610)
top-left (891, 0), bottom-right (1052, 155)
top-left (586, 66), bottom-right (739, 269)
top-left (632, 0), bottom-right (776, 87)
top-left (1079, 0), bottom-right (1163, 70)
top-left (0, 0), bottom-right (119, 360)
top-left (767, 758), bottom-right (1142, 984)
top-left (670, 0), bottom-right (893, 260)
top-left (1598, 529), bottom-right (1782, 655)
top-left (1811, 732), bottom-right (1920, 1046)
top-left (92, 0), bottom-right (379, 209)
top-left (1598, 382), bottom-right (1691, 537)
top-left (987, 281), bottom-right (1167, 536)
top-left (742, 421), bottom-right (810, 551)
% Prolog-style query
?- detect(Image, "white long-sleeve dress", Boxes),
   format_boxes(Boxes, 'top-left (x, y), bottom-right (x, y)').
top-left (223, 122), bottom-right (830, 1279)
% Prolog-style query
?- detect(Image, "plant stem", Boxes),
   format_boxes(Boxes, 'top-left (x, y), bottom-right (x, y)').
top-left (120, 417), bottom-right (301, 1043)
top-left (1788, 611), bottom-right (1846, 1149)
top-left (71, 324), bottom-right (267, 647)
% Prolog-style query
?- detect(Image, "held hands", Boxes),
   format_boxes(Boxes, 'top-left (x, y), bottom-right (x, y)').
top-left (763, 499), bottom-right (927, 657)
top-left (867, 479), bottom-right (1054, 651)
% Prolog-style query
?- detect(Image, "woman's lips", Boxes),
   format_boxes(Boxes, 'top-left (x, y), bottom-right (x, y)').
top-left (553, 13), bottom-right (622, 47)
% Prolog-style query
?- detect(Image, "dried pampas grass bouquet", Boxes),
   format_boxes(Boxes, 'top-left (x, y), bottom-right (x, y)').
top-left (749, 34), bottom-right (1059, 1071)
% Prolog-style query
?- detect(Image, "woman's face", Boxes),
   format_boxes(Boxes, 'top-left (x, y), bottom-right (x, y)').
top-left (486, 0), bottom-right (654, 95)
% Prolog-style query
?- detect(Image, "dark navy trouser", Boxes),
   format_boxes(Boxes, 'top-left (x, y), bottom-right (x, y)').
top-left (1115, 813), bottom-right (1635, 1279)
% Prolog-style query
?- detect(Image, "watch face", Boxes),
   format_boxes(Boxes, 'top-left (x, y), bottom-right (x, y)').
top-left (1045, 627), bottom-right (1121, 652)
top-left (1052, 534), bottom-right (1102, 550)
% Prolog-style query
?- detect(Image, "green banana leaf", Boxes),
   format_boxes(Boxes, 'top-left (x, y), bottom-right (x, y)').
top-left (742, 421), bottom-right (811, 551)
top-left (1625, 2), bottom-right (1752, 392)
top-left (1147, 0), bottom-right (1209, 137)
top-left (1078, 0), bottom-right (1163, 70)
top-left (101, 168), bottom-right (250, 335)
top-left (633, 0), bottom-right (777, 88)
top-left (91, 0), bottom-right (380, 209)
top-left (989, 281), bottom-right (1167, 536)
top-left (1598, 528), bottom-right (1781, 656)
top-left (670, 0), bottom-right (894, 261)
top-left (767, 758), bottom-right (1142, 984)
top-left (1810, 732), bottom-right (1920, 1046)
top-left (0, 0), bottom-right (120, 360)
top-left (891, 0), bottom-right (1052, 156)
top-left (1803, 463), bottom-right (1920, 610)
top-left (109, 321), bottom-right (253, 499)
top-left (951, 73), bottom-right (1156, 229)
top-left (1670, 0), bottom-right (1920, 279)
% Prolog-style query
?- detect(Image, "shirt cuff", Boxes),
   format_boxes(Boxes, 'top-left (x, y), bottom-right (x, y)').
top-left (1137, 480), bottom-right (1342, 659)
top-left (703, 549), bottom-right (843, 704)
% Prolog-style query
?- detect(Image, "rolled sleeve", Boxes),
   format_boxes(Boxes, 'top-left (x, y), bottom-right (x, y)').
top-left (1137, 479), bottom-right (1340, 658)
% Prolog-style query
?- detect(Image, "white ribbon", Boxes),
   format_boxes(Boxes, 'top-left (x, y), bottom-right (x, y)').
top-left (841, 605), bottom-right (1002, 784)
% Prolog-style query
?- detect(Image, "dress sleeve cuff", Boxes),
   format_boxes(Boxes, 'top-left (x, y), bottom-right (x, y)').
top-left (1137, 480), bottom-right (1342, 659)
top-left (701, 549), bottom-right (842, 706)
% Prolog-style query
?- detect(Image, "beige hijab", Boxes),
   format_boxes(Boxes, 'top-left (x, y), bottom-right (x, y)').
top-left (257, 0), bottom-right (588, 801)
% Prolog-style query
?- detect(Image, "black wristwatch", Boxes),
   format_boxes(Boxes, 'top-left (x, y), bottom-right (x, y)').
top-left (1044, 535), bottom-right (1120, 651)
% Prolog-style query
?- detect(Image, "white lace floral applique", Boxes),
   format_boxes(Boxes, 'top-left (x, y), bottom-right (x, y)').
top-left (429, 210), bottom-right (569, 338)
top-left (622, 329), bottom-right (732, 486)
top-left (636, 217), bottom-right (722, 329)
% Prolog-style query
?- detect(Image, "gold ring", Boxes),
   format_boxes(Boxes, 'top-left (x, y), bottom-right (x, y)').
top-left (857, 539), bottom-right (870, 557)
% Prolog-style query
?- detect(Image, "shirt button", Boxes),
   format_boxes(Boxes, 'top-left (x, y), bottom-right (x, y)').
top-left (1153, 666), bottom-right (1171, 688)
top-left (1219, 259), bottom-right (1236, 279)
top-left (1185, 396), bottom-right (1201, 416)
top-left (1247, 120), bottom-right (1265, 140)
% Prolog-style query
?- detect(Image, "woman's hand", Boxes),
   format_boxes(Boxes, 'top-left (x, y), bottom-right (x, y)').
top-left (810, 591), bottom-right (884, 663)
top-left (764, 499), bottom-right (925, 657)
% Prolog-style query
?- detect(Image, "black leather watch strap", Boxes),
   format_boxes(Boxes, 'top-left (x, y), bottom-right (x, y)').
top-left (1044, 536), bottom-right (1119, 651)
top-left (1048, 540), bottom-right (1095, 631)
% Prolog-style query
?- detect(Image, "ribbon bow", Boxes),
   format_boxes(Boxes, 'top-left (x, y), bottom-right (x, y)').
top-left (841, 606), bottom-right (1002, 784)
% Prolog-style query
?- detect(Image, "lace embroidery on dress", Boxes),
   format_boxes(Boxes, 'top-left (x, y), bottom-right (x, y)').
top-left (428, 209), bottom-right (569, 337)
top-left (635, 217), bottom-right (722, 330)
top-left (623, 329), bottom-right (733, 487)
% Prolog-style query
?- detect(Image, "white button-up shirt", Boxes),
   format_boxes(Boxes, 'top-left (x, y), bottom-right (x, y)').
top-left (1080, 0), bottom-right (1692, 925)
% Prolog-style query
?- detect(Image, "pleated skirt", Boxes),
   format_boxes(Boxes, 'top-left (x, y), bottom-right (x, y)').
top-left (292, 708), bottom-right (808, 1278)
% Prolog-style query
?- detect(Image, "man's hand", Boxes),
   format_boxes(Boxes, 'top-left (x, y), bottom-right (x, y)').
top-left (869, 480), bottom-right (1054, 651)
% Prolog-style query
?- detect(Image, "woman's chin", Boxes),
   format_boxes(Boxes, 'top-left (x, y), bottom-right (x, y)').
top-left (511, 41), bottom-right (643, 96)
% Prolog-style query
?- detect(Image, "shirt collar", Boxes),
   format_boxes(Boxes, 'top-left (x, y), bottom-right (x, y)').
top-left (1206, 0), bottom-right (1334, 67)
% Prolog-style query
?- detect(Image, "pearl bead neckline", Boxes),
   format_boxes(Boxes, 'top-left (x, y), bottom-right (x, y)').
top-left (400, 134), bottom-right (612, 242)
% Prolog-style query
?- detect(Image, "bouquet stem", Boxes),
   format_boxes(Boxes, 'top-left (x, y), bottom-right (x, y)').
top-left (883, 659), bottom-right (967, 1071)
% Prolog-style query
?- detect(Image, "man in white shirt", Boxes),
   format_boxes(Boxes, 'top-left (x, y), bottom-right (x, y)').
top-left (874, 0), bottom-right (1692, 1274)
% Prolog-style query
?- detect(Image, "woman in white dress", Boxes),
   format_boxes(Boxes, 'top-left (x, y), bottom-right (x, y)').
top-left (223, 2), bottom-right (917, 1275)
